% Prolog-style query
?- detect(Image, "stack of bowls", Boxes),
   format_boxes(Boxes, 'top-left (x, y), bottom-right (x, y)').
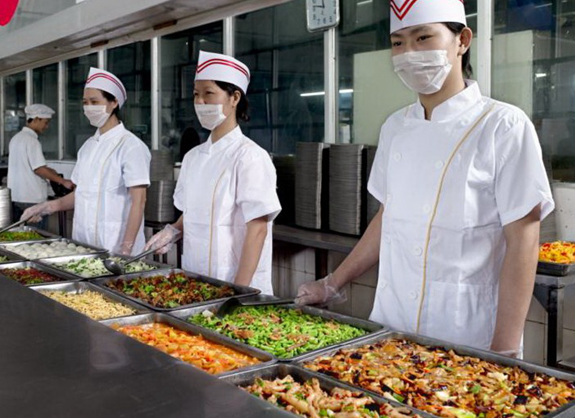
top-left (272, 154), bottom-right (296, 226)
top-left (295, 142), bottom-right (329, 230)
top-left (365, 146), bottom-right (380, 224)
top-left (0, 187), bottom-right (11, 227)
top-left (329, 144), bottom-right (365, 236)
top-left (145, 181), bottom-right (177, 223)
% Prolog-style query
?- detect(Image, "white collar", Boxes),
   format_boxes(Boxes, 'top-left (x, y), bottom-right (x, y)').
top-left (410, 80), bottom-right (482, 123)
top-left (199, 125), bottom-right (243, 155)
top-left (22, 126), bottom-right (38, 139)
top-left (94, 122), bottom-right (125, 142)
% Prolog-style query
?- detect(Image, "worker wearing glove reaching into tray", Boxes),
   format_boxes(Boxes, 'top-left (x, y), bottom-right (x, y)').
top-left (145, 51), bottom-right (281, 294)
top-left (22, 68), bottom-right (151, 256)
top-left (296, 0), bottom-right (554, 358)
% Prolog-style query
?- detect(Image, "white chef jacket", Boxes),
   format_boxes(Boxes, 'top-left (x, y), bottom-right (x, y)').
top-left (71, 123), bottom-right (151, 255)
top-left (174, 126), bottom-right (281, 294)
top-left (368, 81), bottom-right (554, 350)
top-left (7, 127), bottom-right (49, 204)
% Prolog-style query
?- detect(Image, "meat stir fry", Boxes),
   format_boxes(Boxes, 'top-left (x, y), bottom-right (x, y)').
top-left (305, 339), bottom-right (575, 418)
top-left (243, 375), bottom-right (419, 418)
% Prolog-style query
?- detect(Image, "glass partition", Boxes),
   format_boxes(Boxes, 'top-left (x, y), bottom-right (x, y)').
top-left (32, 63), bottom-right (59, 159)
top-left (3, 72), bottom-right (26, 156)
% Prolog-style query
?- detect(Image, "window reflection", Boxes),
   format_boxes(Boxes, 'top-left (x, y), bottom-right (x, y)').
top-left (160, 22), bottom-right (223, 162)
top-left (33, 64), bottom-right (59, 159)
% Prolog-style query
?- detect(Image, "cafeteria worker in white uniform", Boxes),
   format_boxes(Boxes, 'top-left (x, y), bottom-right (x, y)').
top-left (296, 0), bottom-right (554, 356)
top-left (145, 52), bottom-right (281, 295)
top-left (22, 68), bottom-right (151, 256)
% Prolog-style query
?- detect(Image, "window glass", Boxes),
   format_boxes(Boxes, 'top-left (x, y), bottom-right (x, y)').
top-left (33, 63), bottom-right (59, 159)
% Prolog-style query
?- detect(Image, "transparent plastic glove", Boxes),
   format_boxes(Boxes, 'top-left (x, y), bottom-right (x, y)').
top-left (20, 201), bottom-right (55, 223)
top-left (295, 274), bottom-right (347, 306)
top-left (116, 241), bottom-right (134, 256)
top-left (144, 224), bottom-right (182, 255)
top-left (493, 348), bottom-right (522, 359)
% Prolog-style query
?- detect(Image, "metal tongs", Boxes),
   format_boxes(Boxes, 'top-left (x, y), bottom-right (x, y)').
top-left (215, 297), bottom-right (295, 318)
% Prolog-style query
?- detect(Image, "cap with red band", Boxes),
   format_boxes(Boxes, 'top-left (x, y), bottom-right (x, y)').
top-left (85, 67), bottom-right (128, 108)
top-left (195, 51), bottom-right (250, 94)
top-left (390, 0), bottom-right (467, 34)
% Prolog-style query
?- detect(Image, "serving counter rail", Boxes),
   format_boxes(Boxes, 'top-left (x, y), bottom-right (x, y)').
top-left (0, 277), bottom-right (291, 418)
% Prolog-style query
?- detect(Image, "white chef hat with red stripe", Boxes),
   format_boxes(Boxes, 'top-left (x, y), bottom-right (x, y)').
top-left (195, 51), bottom-right (250, 95)
top-left (390, 0), bottom-right (467, 34)
top-left (85, 67), bottom-right (128, 108)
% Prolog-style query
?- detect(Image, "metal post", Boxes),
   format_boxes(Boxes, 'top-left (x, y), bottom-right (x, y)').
top-left (151, 37), bottom-right (160, 151)
top-left (58, 62), bottom-right (66, 160)
top-left (547, 286), bottom-right (565, 367)
top-left (476, 0), bottom-right (492, 97)
top-left (0, 77), bottom-right (4, 156)
top-left (324, 27), bottom-right (338, 143)
top-left (97, 49), bottom-right (106, 70)
top-left (223, 16), bottom-right (234, 56)
top-left (26, 69), bottom-right (33, 106)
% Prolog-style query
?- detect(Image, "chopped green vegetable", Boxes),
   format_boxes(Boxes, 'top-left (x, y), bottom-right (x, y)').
top-left (188, 305), bottom-right (366, 358)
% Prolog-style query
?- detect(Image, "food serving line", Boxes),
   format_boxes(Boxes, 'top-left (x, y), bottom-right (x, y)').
top-left (1, 226), bottom-right (575, 418)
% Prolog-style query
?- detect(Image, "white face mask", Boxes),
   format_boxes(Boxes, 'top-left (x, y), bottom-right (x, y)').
top-left (194, 104), bottom-right (228, 131)
top-left (83, 105), bottom-right (111, 128)
top-left (392, 50), bottom-right (453, 95)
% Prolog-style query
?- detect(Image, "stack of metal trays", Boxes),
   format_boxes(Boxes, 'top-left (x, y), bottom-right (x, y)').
top-left (365, 145), bottom-right (380, 224)
top-left (295, 142), bottom-right (329, 230)
top-left (145, 180), bottom-right (177, 223)
top-left (272, 154), bottom-right (295, 226)
top-left (329, 144), bottom-right (365, 235)
top-left (150, 150), bottom-right (174, 181)
top-left (0, 186), bottom-right (11, 227)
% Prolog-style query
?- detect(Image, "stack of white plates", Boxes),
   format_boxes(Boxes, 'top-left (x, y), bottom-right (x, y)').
top-left (365, 146), bottom-right (380, 223)
top-left (329, 144), bottom-right (365, 236)
top-left (145, 181), bottom-right (177, 223)
top-left (0, 187), bottom-right (11, 227)
top-left (272, 154), bottom-right (296, 226)
top-left (295, 142), bottom-right (329, 230)
top-left (150, 150), bottom-right (174, 181)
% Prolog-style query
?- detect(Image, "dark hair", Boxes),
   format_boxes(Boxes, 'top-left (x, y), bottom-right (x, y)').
top-left (102, 90), bottom-right (121, 119)
top-left (214, 81), bottom-right (250, 122)
top-left (27, 118), bottom-right (34, 124)
top-left (444, 22), bottom-right (473, 79)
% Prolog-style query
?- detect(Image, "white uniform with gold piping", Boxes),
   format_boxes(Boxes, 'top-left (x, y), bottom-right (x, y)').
top-left (368, 81), bottom-right (554, 350)
top-left (71, 123), bottom-right (151, 254)
top-left (174, 126), bottom-right (281, 295)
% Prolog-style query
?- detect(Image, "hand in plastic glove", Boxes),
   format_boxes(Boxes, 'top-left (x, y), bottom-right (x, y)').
top-left (295, 274), bottom-right (347, 306)
top-left (144, 224), bottom-right (182, 255)
top-left (116, 241), bottom-right (134, 256)
top-left (20, 201), bottom-right (55, 223)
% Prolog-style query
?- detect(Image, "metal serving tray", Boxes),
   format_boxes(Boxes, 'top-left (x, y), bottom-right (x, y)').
top-left (92, 268), bottom-right (260, 312)
top-left (36, 253), bottom-right (170, 281)
top-left (220, 363), bottom-right (432, 418)
top-left (100, 312), bottom-right (276, 377)
top-left (296, 331), bottom-right (575, 418)
top-left (0, 248), bottom-right (25, 264)
top-left (0, 238), bottom-right (106, 261)
top-left (0, 226), bottom-right (59, 244)
top-left (169, 301), bottom-right (385, 362)
top-left (30, 281), bottom-right (150, 320)
top-left (0, 260), bottom-right (81, 286)
top-left (537, 260), bottom-right (575, 276)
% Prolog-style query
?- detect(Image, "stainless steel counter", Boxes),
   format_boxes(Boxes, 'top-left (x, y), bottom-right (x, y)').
top-left (0, 276), bottom-right (291, 418)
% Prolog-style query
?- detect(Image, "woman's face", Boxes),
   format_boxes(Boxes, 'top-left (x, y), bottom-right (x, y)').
top-left (194, 80), bottom-right (239, 118)
top-left (83, 88), bottom-right (118, 114)
top-left (391, 23), bottom-right (461, 63)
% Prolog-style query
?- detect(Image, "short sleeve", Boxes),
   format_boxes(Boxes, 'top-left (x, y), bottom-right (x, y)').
top-left (122, 142), bottom-right (151, 188)
top-left (236, 148), bottom-right (282, 223)
top-left (367, 124), bottom-right (391, 205)
top-left (27, 138), bottom-right (46, 171)
top-left (495, 117), bottom-right (554, 226)
top-left (173, 155), bottom-right (189, 212)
